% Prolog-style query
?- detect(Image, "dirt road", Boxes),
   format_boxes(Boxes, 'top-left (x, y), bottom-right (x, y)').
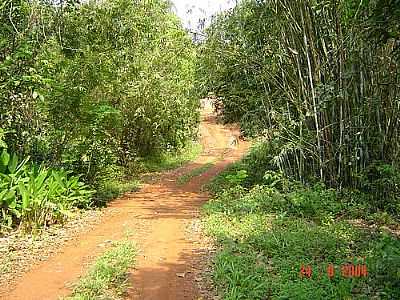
top-left (2, 102), bottom-right (249, 300)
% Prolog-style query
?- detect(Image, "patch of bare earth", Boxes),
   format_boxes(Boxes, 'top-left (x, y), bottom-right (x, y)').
top-left (347, 218), bottom-right (400, 238)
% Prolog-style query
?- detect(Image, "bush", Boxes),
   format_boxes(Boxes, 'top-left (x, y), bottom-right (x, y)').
top-left (358, 162), bottom-right (400, 216)
top-left (209, 142), bottom-right (400, 222)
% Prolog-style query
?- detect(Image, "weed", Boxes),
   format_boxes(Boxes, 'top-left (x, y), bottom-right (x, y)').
top-left (68, 240), bottom-right (136, 300)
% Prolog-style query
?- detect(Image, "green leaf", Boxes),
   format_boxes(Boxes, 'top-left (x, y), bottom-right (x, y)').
top-left (0, 149), bottom-right (10, 173)
top-left (0, 190), bottom-right (8, 203)
top-left (5, 190), bottom-right (17, 208)
top-left (52, 170), bottom-right (65, 189)
top-left (35, 168), bottom-right (48, 191)
top-left (8, 153), bottom-right (18, 173)
top-left (18, 182), bottom-right (30, 210)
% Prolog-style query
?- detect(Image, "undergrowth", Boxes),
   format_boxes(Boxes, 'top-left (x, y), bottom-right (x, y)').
top-left (95, 142), bottom-right (202, 203)
top-left (0, 149), bottom-right (93, 233)
top-left (202, 142), bottom-right (400, 299)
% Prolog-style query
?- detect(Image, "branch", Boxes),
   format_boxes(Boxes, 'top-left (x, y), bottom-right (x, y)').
top-left (9, 2), bottom-right (20, 35)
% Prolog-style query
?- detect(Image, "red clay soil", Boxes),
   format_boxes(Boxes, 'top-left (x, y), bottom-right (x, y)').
top-left (0, 104), bottom-right (249, 300)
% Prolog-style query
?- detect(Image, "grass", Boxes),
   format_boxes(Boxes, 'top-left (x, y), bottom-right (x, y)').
top-left (201, 143), bottom-right (400, 300)
top-left (141, 142), bottom-right (203, 173)
top-left (96, 178), bottom-right (140, 204)
top-left (68, 240), bottom-right (136, 300)
top-left (177, 162), bottom-right (214, 185)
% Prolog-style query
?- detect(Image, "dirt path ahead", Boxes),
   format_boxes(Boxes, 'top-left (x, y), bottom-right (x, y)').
top-left (2, 103), bottom-right (249, 300)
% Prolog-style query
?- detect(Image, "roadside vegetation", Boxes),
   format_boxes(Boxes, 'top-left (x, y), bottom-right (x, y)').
top-left (203, 143), bottom-right (400, 299)
top-left (68, 240), bottom-right (136, 300)
top-left (0, 148), bottom-right (93, 232)
top-left (198, 0), bottom-right (400, 299)
top-left (0, 0), bottom-right (199, 233)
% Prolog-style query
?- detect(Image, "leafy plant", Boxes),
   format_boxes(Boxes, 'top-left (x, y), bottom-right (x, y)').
top-left (0, 149), bottom-right (94, 232)
top-left (225, 170), bottom-right (248, 186)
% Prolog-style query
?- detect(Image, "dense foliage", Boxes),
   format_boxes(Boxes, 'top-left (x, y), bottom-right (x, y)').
top-left (0, 0), bottom-right (199, 230)
top-left (197, 0), bottom-right (400, 190)
top-left (1, 0), bottom-right (198, 182)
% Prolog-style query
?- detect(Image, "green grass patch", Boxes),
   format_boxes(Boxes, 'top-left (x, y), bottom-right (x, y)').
top-left (203, 187), bottom-right (400, 299)
top-left (68, 240), bottom-right (136, 300)
top-left (177, 162), bottom-right (214, 185)
top-left (202, 143), bottom-right (400, 299)
top-left (141, 142), bottom-right (202, 173)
